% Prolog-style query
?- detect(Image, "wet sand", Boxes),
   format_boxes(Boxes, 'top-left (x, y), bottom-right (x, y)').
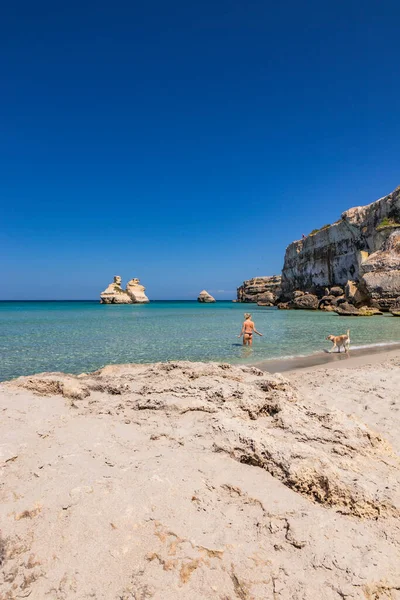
top-left (255, 342), bottom-right (400, 373)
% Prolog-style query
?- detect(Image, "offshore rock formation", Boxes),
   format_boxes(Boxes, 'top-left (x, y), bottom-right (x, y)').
top-left (237, 275), bottom-right (282, 304)
top-left (2, 360), bottom-right (400, 598)
top-left (125, 278), bottom-right (150, 303)
top-left (197, 290), bottom-right (216, 303)
top-left (100, 275), bottom-right (149, 304)
top-left (281, 186), bottom-right (400, 310)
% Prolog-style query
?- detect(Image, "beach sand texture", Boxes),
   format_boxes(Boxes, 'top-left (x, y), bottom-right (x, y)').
top-left (1, 354), bottom-right (400, 599)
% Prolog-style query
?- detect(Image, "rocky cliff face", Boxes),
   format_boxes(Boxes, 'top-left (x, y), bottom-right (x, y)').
top-left (281, 186), bottom-right (400, 310)
top-left (237, 275), bottom-right (282, 304)
top-left (100, 275), bottom-right (149, 304)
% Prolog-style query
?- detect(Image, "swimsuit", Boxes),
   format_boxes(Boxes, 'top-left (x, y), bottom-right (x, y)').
top-left (244, 331), bottom-right (253, 336)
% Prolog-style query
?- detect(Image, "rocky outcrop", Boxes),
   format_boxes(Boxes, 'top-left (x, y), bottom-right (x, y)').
top-left (281, 186), bottom-right (400, 310)
top-left (100, 275), bottom-right (149, 304)
top-left (197, 290), bottom-right (216, 303)
top-left (237, 275), bottom-right (281, 304)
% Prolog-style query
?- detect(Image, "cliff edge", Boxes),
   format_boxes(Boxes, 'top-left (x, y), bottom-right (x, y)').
top-left (281, 185), bottom-right (400, 310)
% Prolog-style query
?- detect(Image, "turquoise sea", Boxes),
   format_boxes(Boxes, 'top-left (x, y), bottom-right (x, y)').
top-left (1, 301), bottom-right (399, 381)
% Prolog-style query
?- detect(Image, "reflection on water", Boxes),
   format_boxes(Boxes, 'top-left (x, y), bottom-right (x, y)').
top-left (241, 347), bottom-right (254, 360)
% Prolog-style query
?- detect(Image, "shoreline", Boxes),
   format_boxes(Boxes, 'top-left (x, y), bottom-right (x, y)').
top-left (1, 341), bottom-right (400, 383)
top-left (254, 341), bottom-right (400, 373)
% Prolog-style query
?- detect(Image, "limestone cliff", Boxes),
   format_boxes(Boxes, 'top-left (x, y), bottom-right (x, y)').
top-left (237, 275), bottom-right (281, 304)
top-left (100, 275), bottom-right (149, 304)
top-left (281, 186), bottom-right (400, 310)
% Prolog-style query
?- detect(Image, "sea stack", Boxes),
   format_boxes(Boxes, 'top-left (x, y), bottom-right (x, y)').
top-left (100, 275), bottom-right (149, 304)
top-left (197, 290), bottom-right (216, 303)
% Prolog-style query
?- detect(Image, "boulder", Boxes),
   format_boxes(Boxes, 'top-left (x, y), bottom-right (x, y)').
top-left (293, 290), bottom-right (305, 299)
top-left (334, 302), bottom-right (382, 316)
top-left (198, 290), bottom-right (216, 303)
top-left (289, 293), bottom-right (319, 310)
top-left (330, 286), bottom-right (344, 297)
top-left (100, 276), bottom-right (149, 304)
top-left (334, 302), bottom-right (361, 316)
top-left (320, 304), bottom-right (335, 312)
top-left (277, 302), bottom-right (290, 310)
top-left (319, 295), bottom-right (343, 308)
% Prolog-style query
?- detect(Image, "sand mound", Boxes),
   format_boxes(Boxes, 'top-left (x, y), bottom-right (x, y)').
top-left (1, 361), bottom-right (400, 599)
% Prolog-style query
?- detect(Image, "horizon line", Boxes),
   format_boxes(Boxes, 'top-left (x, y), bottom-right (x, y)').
top-left (0, 298), bottom-right (238, 302)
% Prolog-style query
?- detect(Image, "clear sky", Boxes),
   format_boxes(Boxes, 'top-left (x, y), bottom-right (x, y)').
top-left (1, 0), bottom-right (399, 300)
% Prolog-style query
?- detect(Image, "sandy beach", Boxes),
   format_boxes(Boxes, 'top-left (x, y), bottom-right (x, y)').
top-left (1, 350), bottom-right (399, 599)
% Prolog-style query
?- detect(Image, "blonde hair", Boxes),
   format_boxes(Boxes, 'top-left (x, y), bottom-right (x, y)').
top-left (244, 313), bottom-right (251, 320)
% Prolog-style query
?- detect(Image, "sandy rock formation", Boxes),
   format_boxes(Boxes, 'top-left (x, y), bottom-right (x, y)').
top-left (100, 275), bottom-right (149, 304)
top-left (197, 290), bottom-right (216, 303)
top-left (281, 185), bottom-right (400, 310)
top-left (237, 275), bottom-right (282, 304)
top-left (1, 360), bottom-right (400, 599)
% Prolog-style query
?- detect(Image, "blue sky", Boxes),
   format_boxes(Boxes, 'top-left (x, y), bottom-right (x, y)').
top-left (1, 0), bottom-right (399, 300)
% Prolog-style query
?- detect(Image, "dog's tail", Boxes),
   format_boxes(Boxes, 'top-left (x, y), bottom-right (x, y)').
top-left (347, 329), bottom-right (350, 338)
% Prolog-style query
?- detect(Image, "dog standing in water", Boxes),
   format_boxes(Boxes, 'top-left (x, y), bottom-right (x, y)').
top-left (326, 329), bottom-right (350, 353)
top-left (238, 313), bottom-right (263, 346)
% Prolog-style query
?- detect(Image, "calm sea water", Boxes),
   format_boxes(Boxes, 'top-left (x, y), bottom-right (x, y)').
top-left (1, 301), bottom-right (399, 381)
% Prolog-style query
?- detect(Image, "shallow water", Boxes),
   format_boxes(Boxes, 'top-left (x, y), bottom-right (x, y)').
top-left (0, 301), bottom-right (399, 381)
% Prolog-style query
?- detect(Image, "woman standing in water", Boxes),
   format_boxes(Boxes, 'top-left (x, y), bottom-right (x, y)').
top-left (238, 313), bottom-right (263, 346)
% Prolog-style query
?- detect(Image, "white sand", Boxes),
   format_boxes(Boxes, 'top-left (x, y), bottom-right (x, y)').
top-left (1, 355), bottom-right (399, 599)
